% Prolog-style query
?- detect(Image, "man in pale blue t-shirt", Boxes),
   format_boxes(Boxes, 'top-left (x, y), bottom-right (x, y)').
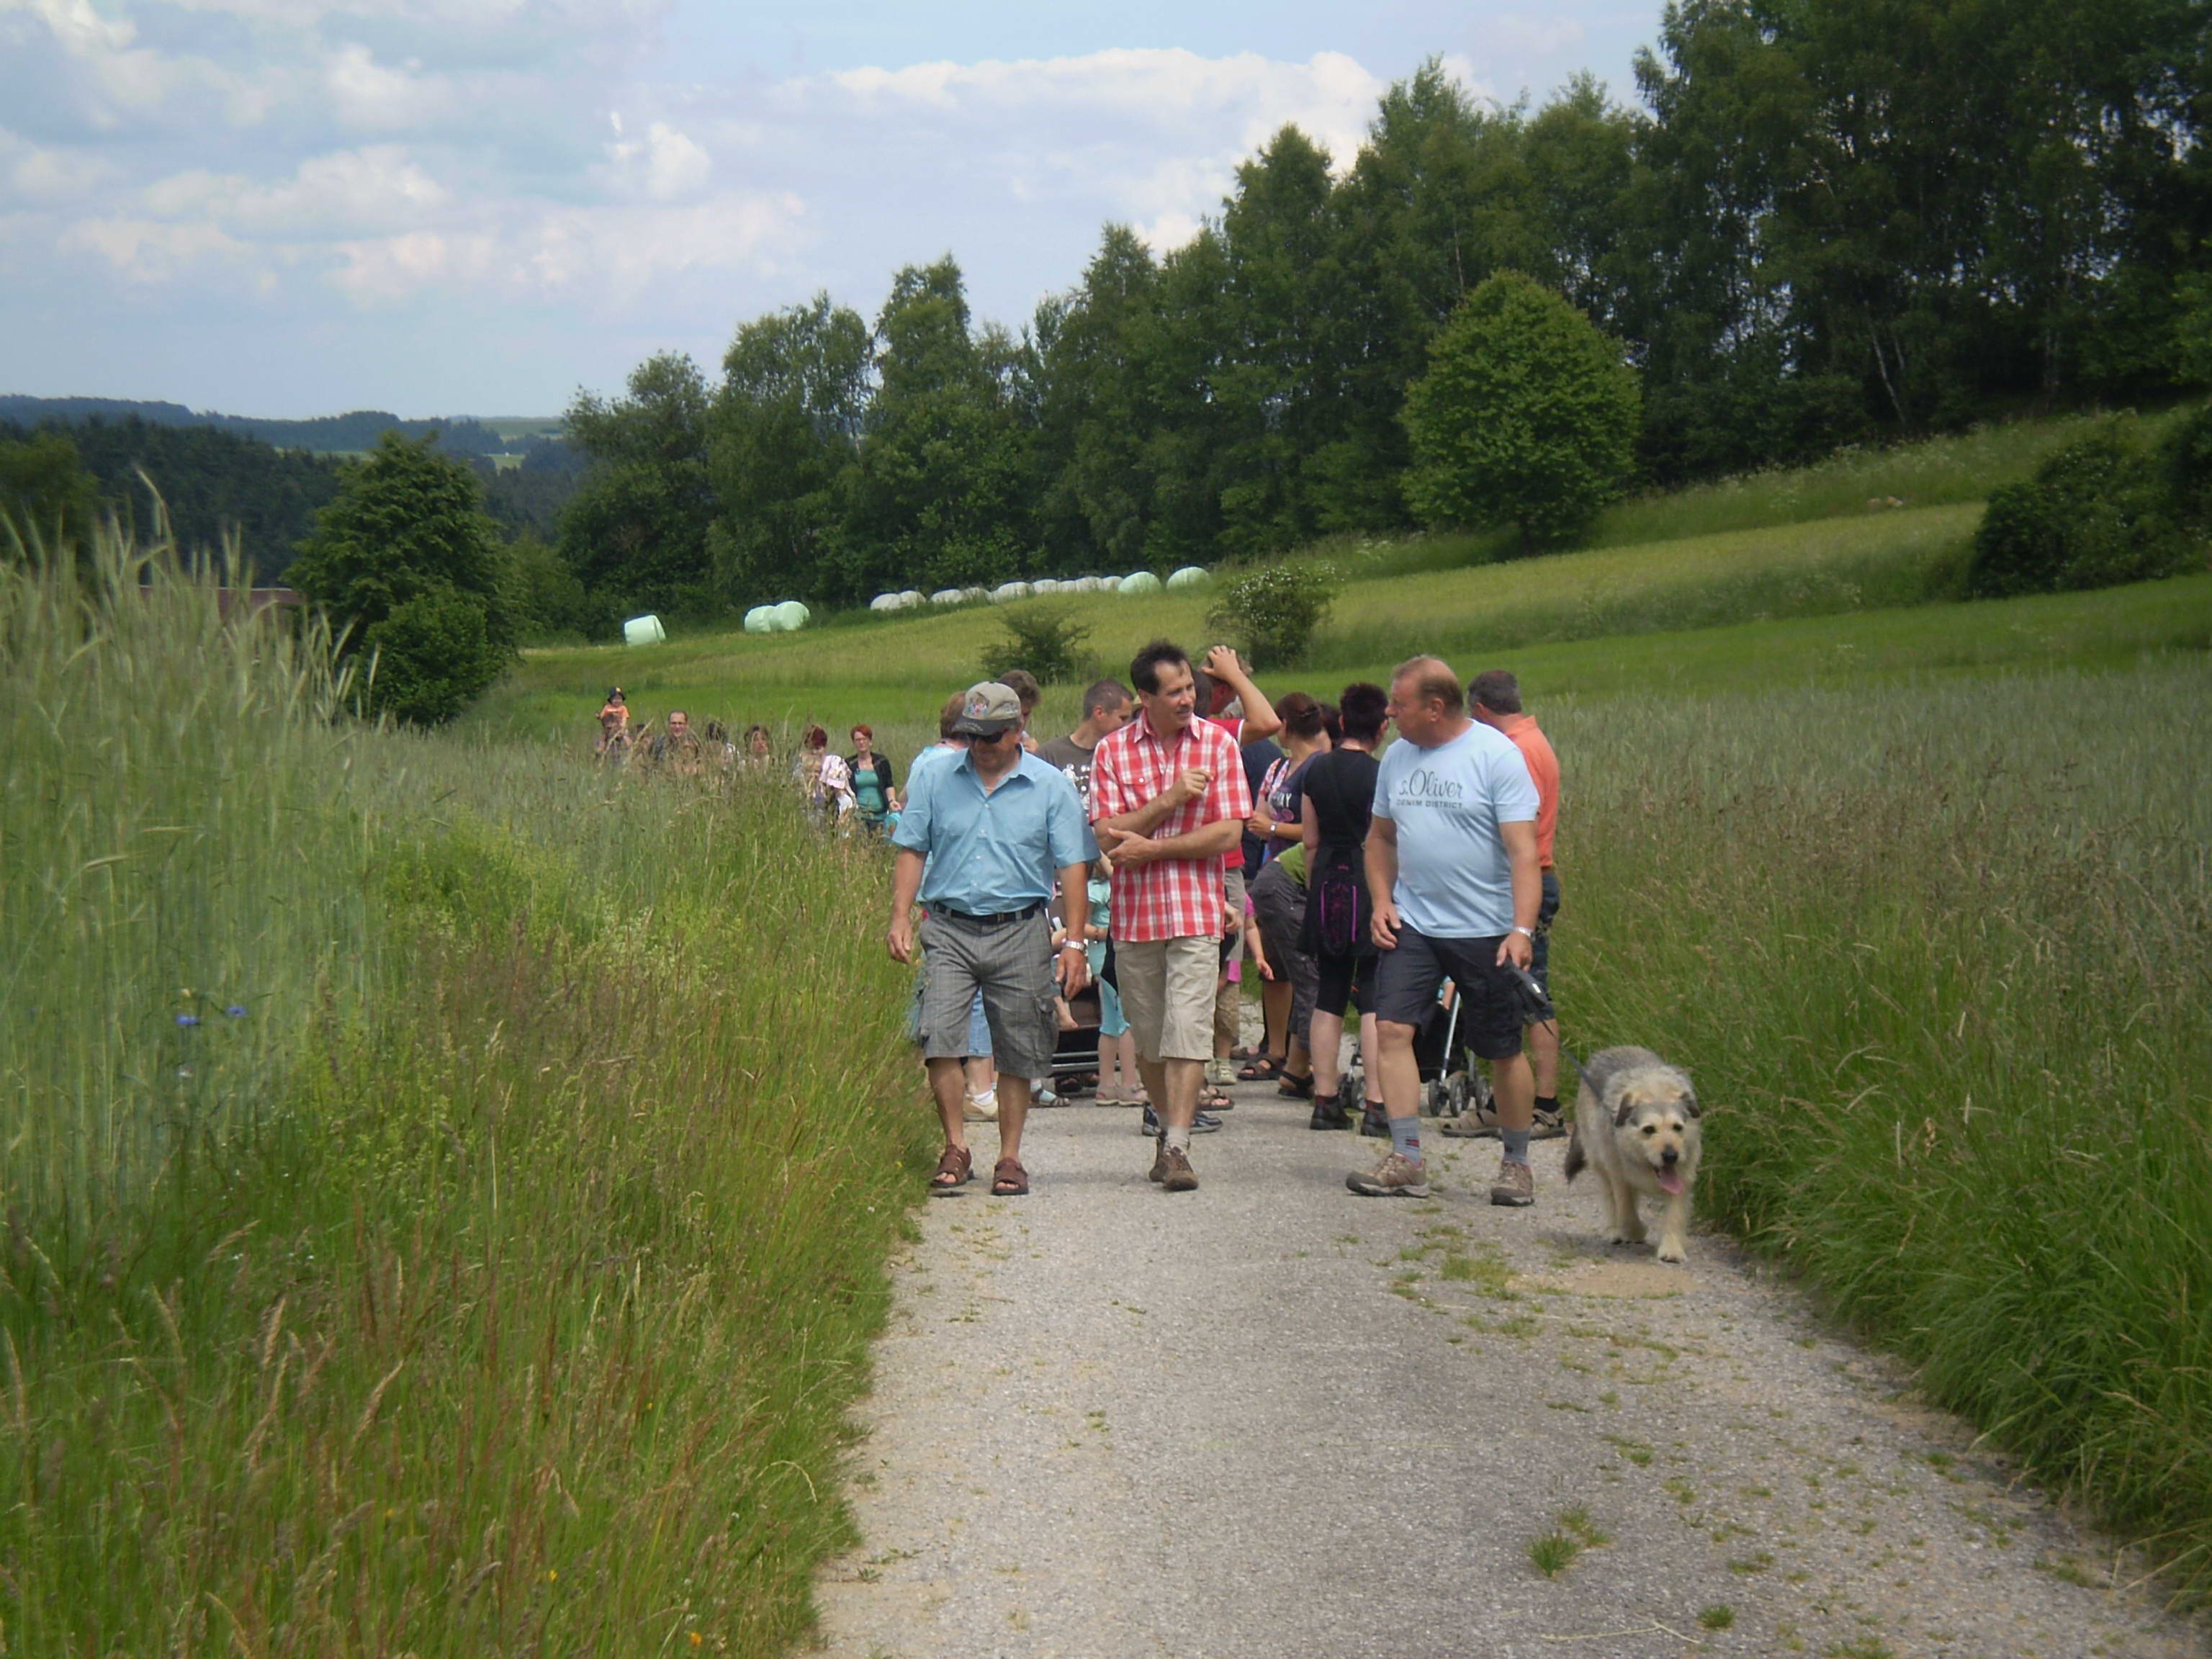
top-left (1350, 656), bottom-right (1544, 1206)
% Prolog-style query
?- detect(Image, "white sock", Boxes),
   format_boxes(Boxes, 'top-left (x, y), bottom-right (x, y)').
top-left (1164, 1124), bottom-right (1192, 1153)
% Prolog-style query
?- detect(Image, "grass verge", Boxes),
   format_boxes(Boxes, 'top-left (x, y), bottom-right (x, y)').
top-left (1557, 659), bottom-right (2212, 1606)
top-left (1, 542), bottom-right (930, 1653)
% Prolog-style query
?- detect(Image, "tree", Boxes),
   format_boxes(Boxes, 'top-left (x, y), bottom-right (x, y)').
top-left (839, 258), bottom-right (1033, 601)
top-left (0, 431), bottom-right (100, 557)
top-left (287, 433), bottom-right (514, 724)
top-left (709, 293), bottom-right (871, 605)
top-left (1403, 272), bottom-right (1640, 547)
top-left (559, 353), bottom-right (716, 613)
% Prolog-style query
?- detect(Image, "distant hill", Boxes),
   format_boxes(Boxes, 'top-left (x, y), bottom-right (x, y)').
top-left (0, 395), bottom-right (547, 458)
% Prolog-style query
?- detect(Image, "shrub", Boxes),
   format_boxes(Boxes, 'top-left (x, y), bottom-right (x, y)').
top-left (1966, 427), bottom-right (2193, 599)
top-left (981, 603), bottom-right (1093, 684)
top-left (2160, 402), bottom-right (2212, 534)
top-left (1403, 271), bottom-right (1641, 549)
top-left (289, 432), bottom-right (516, 724)
top-left (1205, 562), bottom-right (1336, 668)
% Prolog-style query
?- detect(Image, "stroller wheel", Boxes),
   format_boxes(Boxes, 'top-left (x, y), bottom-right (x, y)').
top-left (1445, 1072), bottom-right (1471, 1118)
top-left (1424, 1076), bottom-right (1447, 1117)
top-left (1341, 1068), bottom-right (1365, 1116)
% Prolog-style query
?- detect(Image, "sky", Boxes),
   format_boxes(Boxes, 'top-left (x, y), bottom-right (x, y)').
top-left (0, 0), bottom-right (1665, 418)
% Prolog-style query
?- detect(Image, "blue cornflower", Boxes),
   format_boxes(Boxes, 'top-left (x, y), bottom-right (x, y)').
top-left (175, 1013), bottom-right (201, 1028)
top-left (225, 1005), bottom-right (248, 1018)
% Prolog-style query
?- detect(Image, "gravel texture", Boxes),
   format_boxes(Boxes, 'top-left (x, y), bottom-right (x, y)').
top-left (813, 1071), bottom-right (2204, 1659)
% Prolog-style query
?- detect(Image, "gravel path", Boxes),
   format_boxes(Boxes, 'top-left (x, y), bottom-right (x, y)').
top-left (813, 1076), bottom-right (2203, 1659)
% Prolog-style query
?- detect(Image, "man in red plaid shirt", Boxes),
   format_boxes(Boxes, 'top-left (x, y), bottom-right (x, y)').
top-left (1091, 641), bottom-right (1254, 1192)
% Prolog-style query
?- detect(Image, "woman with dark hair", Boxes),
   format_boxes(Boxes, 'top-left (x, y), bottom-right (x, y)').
top-left (1242, 691), bottom-right (1330, 1086)
top-left (848, 724), bottom-right (899, 832)
top-left (795, 723), bottom-right (854, 820)
top-left (1298, 682), bottom-right (1388, 1131)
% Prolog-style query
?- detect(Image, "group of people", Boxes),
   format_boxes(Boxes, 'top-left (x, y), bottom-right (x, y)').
top-left (886, 640), bottom-right (1565, 1208)
top-left (592, 687), bottom-right (904, 834)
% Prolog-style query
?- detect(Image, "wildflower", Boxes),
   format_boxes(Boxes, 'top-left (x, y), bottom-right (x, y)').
top-left (175, 1013), bottom-right (201, 1028)
top-left (225, 1005), bottom-right (248, 1018)
top-left (689, 1635), bottom-right (703, 1647)
top-left (548, 1568), bottom-right (558, 1582)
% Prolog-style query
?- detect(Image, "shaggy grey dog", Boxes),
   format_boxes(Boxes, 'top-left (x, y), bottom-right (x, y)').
top-left (1563, 1046), bottom-right (1703, 1264)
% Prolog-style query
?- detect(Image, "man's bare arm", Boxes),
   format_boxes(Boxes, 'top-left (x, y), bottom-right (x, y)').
top-left (1496, 819), bottom-right (1541, 968)
top-left (1205, 645), bottom-right (1280, 742)
top-left (1112, 816), bottom-right (1243, 865)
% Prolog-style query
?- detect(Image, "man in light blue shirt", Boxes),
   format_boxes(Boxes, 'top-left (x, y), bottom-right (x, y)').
top-left (1351, 656), bottom-right (1544, 1207)
top-left (889, 682), bottom-right (1094, 1199)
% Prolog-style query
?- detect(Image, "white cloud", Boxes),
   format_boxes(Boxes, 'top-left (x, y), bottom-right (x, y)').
top-left (595, 118), bottom-right (711, 202)
top-left (143, 145), bottom-right (449, 236)
top-left (58, 214), bottom-right (253, 281)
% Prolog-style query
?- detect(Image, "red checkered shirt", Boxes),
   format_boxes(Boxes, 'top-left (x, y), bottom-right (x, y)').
top-left (1089, 710), bottom-right (1253, 942)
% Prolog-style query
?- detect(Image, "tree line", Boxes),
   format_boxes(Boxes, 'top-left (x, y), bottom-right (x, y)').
top-left (0, 396), bottom-right (526, 459)
top-left (556, 2), bottom-right (2211, 619)
top-left (0, 417), bottom-right (584, 588)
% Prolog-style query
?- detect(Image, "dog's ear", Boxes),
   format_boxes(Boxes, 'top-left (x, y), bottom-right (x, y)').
top-left (1613, 1090), bottom-right (1639, 1128)
top-left (1681, 1087), bottom-right (1701, 1120)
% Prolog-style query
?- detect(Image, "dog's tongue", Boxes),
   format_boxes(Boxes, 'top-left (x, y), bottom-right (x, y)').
top-left (1655, 1169), bottom-right (1685, 1195)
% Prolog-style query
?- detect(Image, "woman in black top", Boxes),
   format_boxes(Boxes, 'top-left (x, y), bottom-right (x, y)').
top-left (846, 724), bottom-right (899, 832)
top-left (1298, 682), bottom-right (1387, 1128)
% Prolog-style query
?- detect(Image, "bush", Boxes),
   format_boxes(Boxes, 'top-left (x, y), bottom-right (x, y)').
top-left (288, 433), bottom-right (516, 724)
top-left (2160, 402), bottom-right (2212, 533)
top-left (981, 603), bottom-right (1094, 684)
top-left (1403, 271), bottom-right (1641, 549)
top-left (1205, 562), bottom-right (1336, 668)
top-left (1967, 427), bottom-right (2195, 599)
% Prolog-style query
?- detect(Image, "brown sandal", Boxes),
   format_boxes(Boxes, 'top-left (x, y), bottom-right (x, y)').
top-left (990, 1156), bottom-right (1029, 1197)
top-left (930, 1144), bottom-right (974, 1195)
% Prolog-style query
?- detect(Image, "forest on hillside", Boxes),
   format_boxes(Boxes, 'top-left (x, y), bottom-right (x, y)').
top-left (0, 397), bottom-right (523, 459)
top-left (557, 3), bottom-right (2211, 619)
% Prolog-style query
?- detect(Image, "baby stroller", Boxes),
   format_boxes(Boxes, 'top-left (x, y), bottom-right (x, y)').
top-left (1337, 979), bottom-right (1497, 1120)
top-left (1048, 981), bottom-right (1104, 1098)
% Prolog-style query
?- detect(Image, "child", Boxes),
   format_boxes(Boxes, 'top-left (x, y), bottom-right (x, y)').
top-left (1087, 853), bottom-right (1145, 1108)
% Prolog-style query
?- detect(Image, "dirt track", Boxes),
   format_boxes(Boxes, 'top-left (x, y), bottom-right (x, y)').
top-left (813, 1080), bottom-right (2203, 1659)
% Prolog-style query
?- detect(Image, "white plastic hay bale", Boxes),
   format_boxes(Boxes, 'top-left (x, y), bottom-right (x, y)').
top-left (961, 586), bottom-right (989, 602)
top-left (623, 613), bottom-right (666, 647)
top-left (773, 600), bottom-right (809, 631)
top-left (899, 590), bottom-right (923, 608)
top-left (1100, 575), bottom-right (1122, 590)
top-left (742, 606), bottom-right (773, 635)
top-left (1074, 575), bottom-right (1102, 593)
top-left (1030, 577), bottom-right (1060, 595)
top-left (930, 588), bottom-right (966, 606)
top-left (1165, 565), bottom-right (1210, 591)
top-left (991, 580), bottom-right (1030, 603)
top-left (869, 593), bottom-right (901, 612)
top-left (1118, 570), bottom-right (1162, 596)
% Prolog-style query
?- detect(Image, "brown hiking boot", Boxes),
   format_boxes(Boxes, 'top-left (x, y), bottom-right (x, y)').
top-left (1148, 1136), bottom-right (1169, 1183)
top-left (1157, 1144), bottom-right (1199, 1192)
top-left (1489, 1156), bottom-right (1536, 1208)
top-left (1346, 1151), bottom-right (1431, 1198)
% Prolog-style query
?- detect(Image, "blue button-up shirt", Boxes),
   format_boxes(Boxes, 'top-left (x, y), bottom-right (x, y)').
top-left (893, 747), bottom-right (1095, 914)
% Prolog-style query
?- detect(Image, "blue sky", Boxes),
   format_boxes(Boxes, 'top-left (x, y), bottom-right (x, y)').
top-left (0, 0), bottom-right (1663, 418)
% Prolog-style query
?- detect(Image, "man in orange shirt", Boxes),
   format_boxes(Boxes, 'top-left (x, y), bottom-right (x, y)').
top-left (1462, 670), bottom-right (1565, 1137)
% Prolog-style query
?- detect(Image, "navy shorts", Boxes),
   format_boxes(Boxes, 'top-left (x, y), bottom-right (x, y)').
top-left (1370, 923), bottom-right (1524, 1061)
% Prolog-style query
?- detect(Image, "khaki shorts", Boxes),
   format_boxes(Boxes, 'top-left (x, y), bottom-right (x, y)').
top-left (1113, 935), bottom-right (1219, 1063)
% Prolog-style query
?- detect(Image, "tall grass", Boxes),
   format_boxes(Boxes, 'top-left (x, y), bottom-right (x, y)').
top-left (1557, 660), bottom-right (2212, 1603)
top-left (1, 536), bottom-right (931, 1653)
top-left (0, 537), bottom-right (372, 1242)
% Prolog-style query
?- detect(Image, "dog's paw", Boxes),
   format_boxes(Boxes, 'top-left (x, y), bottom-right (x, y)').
top-left (1657, 1238), bottom-right (1687, 1264)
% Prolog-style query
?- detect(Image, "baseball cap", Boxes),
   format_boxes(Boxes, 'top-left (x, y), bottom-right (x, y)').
top-left (952, 680), bottom-right (1023, 737)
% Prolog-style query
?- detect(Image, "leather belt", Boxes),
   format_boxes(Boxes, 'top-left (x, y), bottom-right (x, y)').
top-left (933, 902), bottom-right (1044, 927)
